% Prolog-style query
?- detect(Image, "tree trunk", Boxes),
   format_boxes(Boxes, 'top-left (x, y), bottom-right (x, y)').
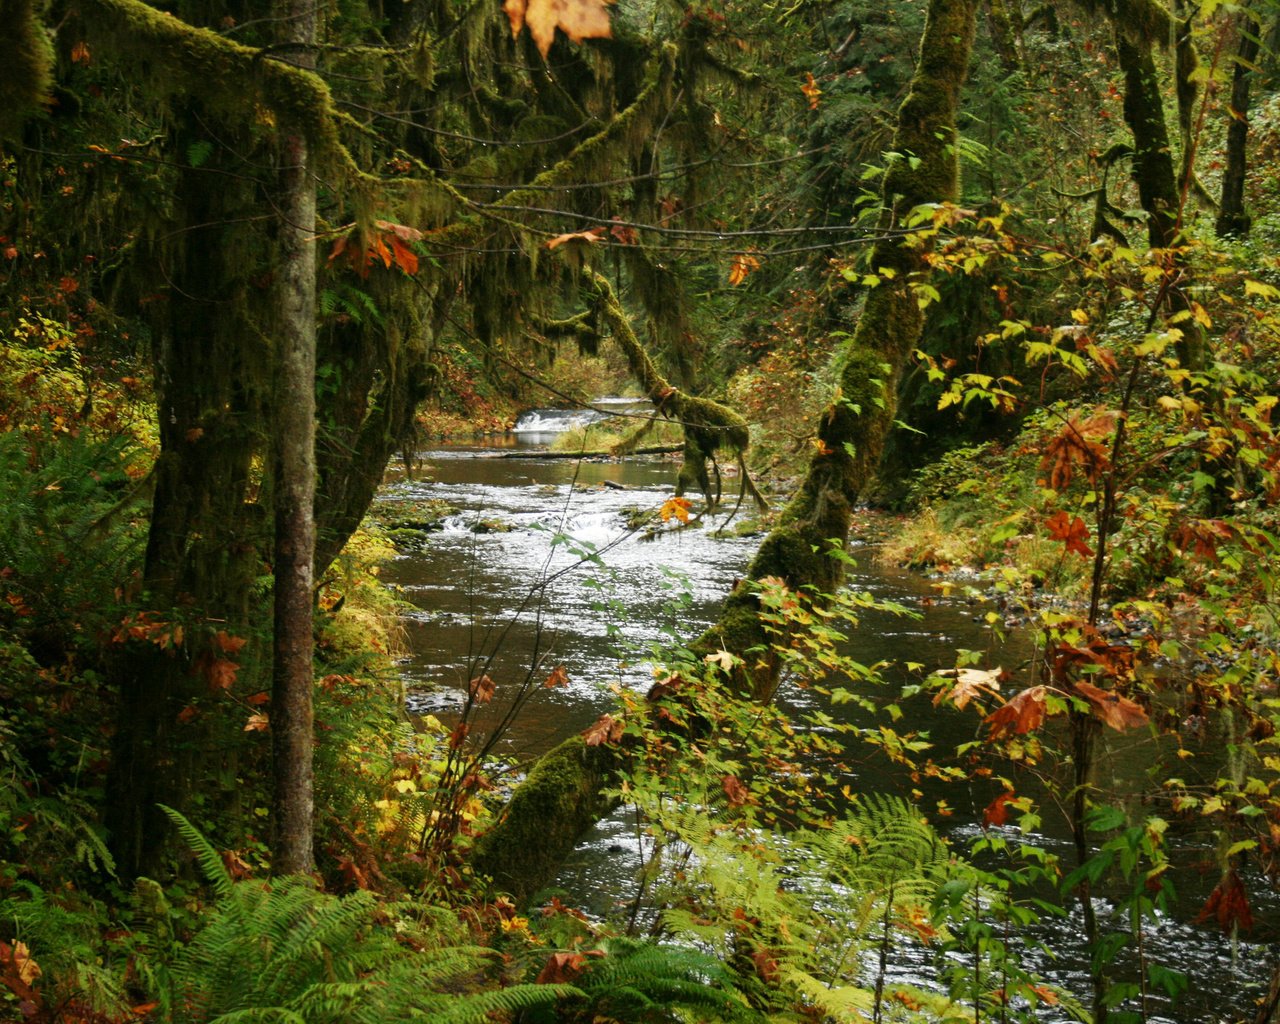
top-left (1115, 29), bottom-right (1205, 369)
top-left (270, 0), bottom-right (319, 877)
top-left (1217, 12), bottom-right (1260, 237)
top-left (471, 0), bottom-right (980, 902)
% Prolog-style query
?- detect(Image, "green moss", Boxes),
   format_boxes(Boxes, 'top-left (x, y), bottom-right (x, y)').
top-left (469, 737), bottom-right (619, 903)
top-left (0, 0), bottom-right (53, 140)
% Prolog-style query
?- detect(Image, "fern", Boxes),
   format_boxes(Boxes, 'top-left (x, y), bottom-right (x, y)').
top-left (138, 811), bottom-right (577, 1023)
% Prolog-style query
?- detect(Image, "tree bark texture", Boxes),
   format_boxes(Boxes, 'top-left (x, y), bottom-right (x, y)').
top-left (471, 0), bottom-right (979, 903)
top-left (270, 0), bottom-right (319, 877)
top-left (1217, 13), bottom-right (1260, 237)
top-left (1115, 30), bottom-right (1205, 369)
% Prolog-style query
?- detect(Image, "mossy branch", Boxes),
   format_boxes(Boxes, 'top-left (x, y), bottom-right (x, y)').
top-left (586, 268), bottom-right (762, 510)
top-left (475, 0), bottom-right (979, 903)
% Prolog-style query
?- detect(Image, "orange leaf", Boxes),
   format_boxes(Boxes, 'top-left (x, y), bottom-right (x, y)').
top-left (469, 674), bottom-right (495, 704)
top-left (388, 234), bottom-right (419, 275)
top-left (1039, 411), bottom-right (1114, 491)
top-left (245, 690), bottom-right (270, 706)
top-left (201, 655), bottom-right (240, 692)
top-left (984, 685), bottom-right (1048, 740)
top-left (608, 220), bottom-right (638, 245)
top-left (583, 713), bottom-right (623, 746)
top-left (545, 226), bottom-right (606, 250)
top-left (244, 713), bottom-right (269, 732)
top-left (722, 775), bottom-right (749, 807)
top-left (505, 0), bottom-right (614, 59)
top-left (801, 72), bottom-right (822, 110)
top-left (449, 722), bottom-right (470, 750)
top-left (659, 495), bottom-right (692, 524)
top-left (729, 253), bottom-right (761, 286)
top-left (212, 630), bottom-right (247, 655)
top-left (176, 705), bottom-right (199, 724)
top-left (1045, 510), bottom-right (1093, 558)
top-left (221, 849), bottom-right (254, 879)
top-left (544, 664), bottom-right (569, 688)
top-left (1073, 680), bottom-right (1147, 731)
top-left (70, 41), bottom-right (91, 65)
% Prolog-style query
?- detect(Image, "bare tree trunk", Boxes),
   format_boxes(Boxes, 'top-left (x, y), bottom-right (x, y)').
top-left (270, 0), bottom-right (318, 877)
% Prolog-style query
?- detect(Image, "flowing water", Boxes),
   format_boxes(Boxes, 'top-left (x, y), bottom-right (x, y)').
top-left (379, 413), bottom-right (1278, 1022)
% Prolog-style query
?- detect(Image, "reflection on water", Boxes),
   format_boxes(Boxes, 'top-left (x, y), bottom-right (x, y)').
top-left (380, 438), bottom-right (1279, 1021)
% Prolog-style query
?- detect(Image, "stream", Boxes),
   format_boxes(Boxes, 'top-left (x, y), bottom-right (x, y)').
top-left (378, 408), bottom-right (1278, 1022)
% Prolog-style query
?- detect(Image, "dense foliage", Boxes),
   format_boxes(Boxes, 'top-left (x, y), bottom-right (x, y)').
top-left (3, 0), bottom-right (1280, 1020)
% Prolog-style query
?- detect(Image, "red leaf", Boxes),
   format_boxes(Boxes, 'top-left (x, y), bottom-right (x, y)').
top-left (984, 686), bottom-right (1048, 740)
top-left (543, 664), bottom-right (569, 688)
top-left (449, 722), bottom-right (470, 750)
top-left (176, 705), bottom-right (199, 724)
top-left (722, 775), bottom-right (749, 807)
top-left (535, 951), bottom-right (587, 984)
top-left (983, 790), bottom-right (1016, 828)
top-left (1045, 510), bottom-right (1094, 558)
top-left (388, 234), bottom-right (419, 275)
top-left (1196, 869), bottom-right (1253, 933)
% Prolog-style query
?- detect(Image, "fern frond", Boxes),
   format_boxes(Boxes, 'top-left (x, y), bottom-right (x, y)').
top-left (158, 805), bottom-right (236, 902)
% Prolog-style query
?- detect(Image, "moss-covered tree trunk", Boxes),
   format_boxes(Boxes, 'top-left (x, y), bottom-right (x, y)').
top-left (1217, 11), bottom-right (1260, 238)
top-left (471, 0), bottom-right (979, 902)
top-left (107, 119), bottom-right (272, 878)
top-left (1114, 30), bottom-right (1205, 369)
top-left (270, 0), bottom-right (318, 877)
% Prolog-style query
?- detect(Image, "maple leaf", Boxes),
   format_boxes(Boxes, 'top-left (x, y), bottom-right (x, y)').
top-left (608, 220), bottom-right (638, 245)
top-left (245, 690), bottom-right (270, 706)
top-left (1195, 868), bottom-right (1254, 933)
top-left (449, 722), bottom-right (470, 750)
top-left (221, 849), bottom-right (254, 879)
top-left (212, 630), bottom-right (247, 656)
top-left (535, 951), bottom-right (588, 984)
top-left (504, 0), bottom-right (614, 59)
top-left (1044, 510), bottom-right (1093, 558)
top-left (244, 713), bottom-right (269, 732)
top-left (659, 495), bottom-right (692, 523)
top-left (984, 685), bottom-right (1048, 740)
top-left (582, 713), bottom-right (624, 746)
top-left (545, 226), bottom-right (606, 250)
top-left (1072, 680), bottom-right (1147, 731)
top-left (729, 252), bottom-right (761, 286)
top-left (469, 674), bottom-right (496, 704)
top-left (543, 664), bottom-right (569, 688)
top-left (801, 72), bottom-right (822, 110)
top-left (982, 790), bottom-right (1016, 828)
top-left (1172, 518), bottom-right (1234, 562)
top-left (704, 649), bottom-right (738, 673)
top-left (176, 704), bottom-right (199, 724)
top-left (933, 666), bottom-right (1002, 710)
top-left (70, 42), bottom-right (91, 65)
top-left (722, 775), bottom-right (749, 807)
top-left (1039, 411), bottom-right (1115, 490)
top-left (199, 653), bottom-right (240, 692)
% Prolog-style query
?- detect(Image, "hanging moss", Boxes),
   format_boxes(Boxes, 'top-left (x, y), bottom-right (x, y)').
top-left (0, 0), bottom-right (54, 140)
top-left (478, 0), bottom-right (981, 902)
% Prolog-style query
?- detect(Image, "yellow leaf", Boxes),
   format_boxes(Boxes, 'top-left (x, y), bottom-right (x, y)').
top-left (659, 495), bottom-right (692, 523)
top-left (504, 0), bottom-right (613, 59)
top-left (729, 253), bottom-right (761, 286)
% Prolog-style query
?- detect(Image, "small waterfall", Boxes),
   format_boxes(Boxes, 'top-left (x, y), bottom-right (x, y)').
top-left (511, 397), bottom-right (654, 436)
